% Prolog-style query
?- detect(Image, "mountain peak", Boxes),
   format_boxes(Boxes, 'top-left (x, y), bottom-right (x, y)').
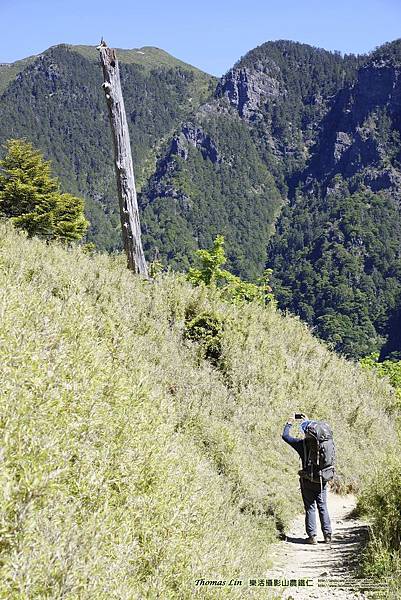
top-left (369, 38), bottom-right (401, 66)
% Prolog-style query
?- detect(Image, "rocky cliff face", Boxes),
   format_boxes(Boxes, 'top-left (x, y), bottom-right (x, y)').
top-left (267, 40), bottom-right (401, 359)
top-left (144, 122), bottom-right (222, 202)
top-left (139, 41), bottom-right (378, 281)
top-left (303, 53), bottom-right (401, 200)
top-left (216, 66), bottom-right (281, 121)
top-left (171, 124), bottom-right (222, 163)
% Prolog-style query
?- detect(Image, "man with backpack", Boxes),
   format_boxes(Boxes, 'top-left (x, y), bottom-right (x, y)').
top-left (282, 416), bottom-right (334, 545)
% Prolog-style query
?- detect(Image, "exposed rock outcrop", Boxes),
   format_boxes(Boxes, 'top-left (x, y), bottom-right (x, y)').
top-left (142, 122), bottom-right (221, 203)
top-left (170, 123), bottom-right (221, 164)
top-left (302, 57), bottom-right (401, 200)
top-left (216, 67), bottom-right (281, 121)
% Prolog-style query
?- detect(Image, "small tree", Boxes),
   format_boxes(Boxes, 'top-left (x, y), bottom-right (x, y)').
top-left (0, 139), bottom-right (88, 242)
top-left (187, 235), bottom-right (274, 304)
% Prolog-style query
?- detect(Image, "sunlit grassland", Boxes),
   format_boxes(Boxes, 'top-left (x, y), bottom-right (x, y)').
top-left (0, 223), bottom-right (399, 599)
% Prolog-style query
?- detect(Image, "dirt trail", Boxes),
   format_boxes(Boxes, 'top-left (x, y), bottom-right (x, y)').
top-left (264, 492), bottom-right (380, 599)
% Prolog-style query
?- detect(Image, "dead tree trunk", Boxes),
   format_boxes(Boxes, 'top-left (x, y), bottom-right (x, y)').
top-left (98, 41), bottom-right (148, 277)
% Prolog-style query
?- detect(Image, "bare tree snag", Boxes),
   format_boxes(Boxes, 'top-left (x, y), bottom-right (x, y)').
top-left (98, 41), bottom-right (148, 277)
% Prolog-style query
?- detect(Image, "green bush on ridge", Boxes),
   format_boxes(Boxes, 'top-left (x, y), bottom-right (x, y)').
top-left (0, 139), bottom-right (88, 242)
top-left (184, 235), bottom-right (275, 367)
top-left (0, 223), bottom-right (400, 599)
top-left (186, 234), bottom-right (274, 305)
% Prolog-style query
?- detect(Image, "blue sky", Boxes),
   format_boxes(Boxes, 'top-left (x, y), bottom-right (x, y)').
top-left (1, 0), bottom-right (400, 75)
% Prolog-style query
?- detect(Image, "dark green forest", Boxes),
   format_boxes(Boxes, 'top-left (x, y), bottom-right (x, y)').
top-left (269, 185), bottom-right (401, 358)
top-left (140, 114), bottom-right (283, 279)
top-left (0, 44), bottom-right (215, 250)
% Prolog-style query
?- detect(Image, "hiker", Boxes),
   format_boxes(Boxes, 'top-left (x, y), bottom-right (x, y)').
top-left (282, 416), bottom-right (334, 545)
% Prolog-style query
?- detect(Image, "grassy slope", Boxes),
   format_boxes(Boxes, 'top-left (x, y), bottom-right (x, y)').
top-left (0, 224), bottom-right (399, 599)
top-left (0, 44), bottom-right (216, 105)
top-left (71, 44), bottom-right (216, 108)
top-left (71, 44), bottom-right (210, 73)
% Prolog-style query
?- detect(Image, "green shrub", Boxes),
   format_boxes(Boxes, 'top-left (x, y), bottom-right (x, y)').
top-left (360, 353), bottom-right (401, 406)
top-left (359, 457), bottom-right (401, 551)
top-left (184, 311), bottom-right (224, 363)
top-left (187, 235), bottom-right (274, 305)
top-left (0, 139), bottom-right (88, 242)
top-left (361, 538), bottom-right (401, 579)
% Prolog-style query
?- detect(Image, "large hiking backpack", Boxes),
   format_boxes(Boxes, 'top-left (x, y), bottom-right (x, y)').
top-left (301, 421), bottom-right (335, 484)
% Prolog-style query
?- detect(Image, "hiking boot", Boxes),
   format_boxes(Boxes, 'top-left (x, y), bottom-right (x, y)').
top-left (324, 534), bottom-right (332, 544)
top-left (306, 535), bottom-right (318, 545)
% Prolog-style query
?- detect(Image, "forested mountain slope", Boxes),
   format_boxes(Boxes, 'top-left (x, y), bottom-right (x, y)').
top-left (2, 39), bottom-right (401, 358)
top-left (139, 113), bottom-right (283, 279)
top-left (140, 40), bottom-right (401, 361)
top-left (140, 41), bottom-right (362, 278)
top-left (0, 40), bottom-right (362, 273)
top-left (0, 223), bottom-right (399, 598)
top-left (0, 55), bottom-right (37, 95)
top-left (268, 39), bottom-right (401, 358)
top-left (0, 44), bottom-right (215, 250)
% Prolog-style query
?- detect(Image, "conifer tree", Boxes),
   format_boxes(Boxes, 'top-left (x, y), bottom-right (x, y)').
top-left (0, 139), bottom-right (88, 241)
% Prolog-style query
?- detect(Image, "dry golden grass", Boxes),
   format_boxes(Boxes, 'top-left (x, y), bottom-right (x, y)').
top-left (0, 223), bottom-right (399, 599)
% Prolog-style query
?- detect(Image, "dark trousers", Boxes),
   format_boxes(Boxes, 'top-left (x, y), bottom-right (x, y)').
top-left (299, 477), bottom-right (332, 537)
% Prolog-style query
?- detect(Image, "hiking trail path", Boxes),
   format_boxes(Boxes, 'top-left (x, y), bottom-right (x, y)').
top-left (264, 492), bottom-right (380, 599)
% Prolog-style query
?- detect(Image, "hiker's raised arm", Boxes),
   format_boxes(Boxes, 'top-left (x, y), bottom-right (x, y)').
top-left (282, 419), bottom-right (299, 444)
